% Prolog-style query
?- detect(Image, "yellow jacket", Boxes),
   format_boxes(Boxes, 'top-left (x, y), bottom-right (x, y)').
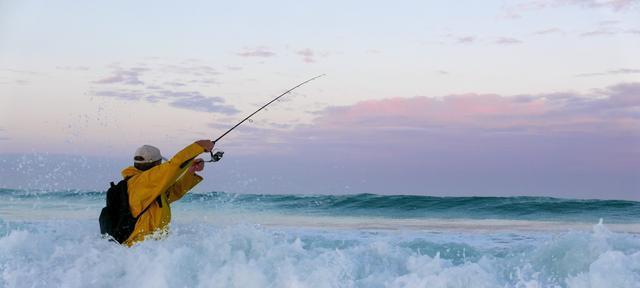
top-left (121, 143), bottom-right (204, 246)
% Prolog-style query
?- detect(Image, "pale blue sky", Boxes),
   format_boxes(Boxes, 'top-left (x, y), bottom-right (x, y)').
top-left (1, 0), bottom-right (639, 199)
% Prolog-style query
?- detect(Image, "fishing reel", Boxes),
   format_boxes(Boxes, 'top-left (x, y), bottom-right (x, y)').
top-left (205, 149), bottom-right (224, 163)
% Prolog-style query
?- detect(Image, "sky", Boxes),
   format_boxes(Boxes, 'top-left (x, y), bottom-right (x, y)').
top-left (1, 0), bottom-right (639, 199)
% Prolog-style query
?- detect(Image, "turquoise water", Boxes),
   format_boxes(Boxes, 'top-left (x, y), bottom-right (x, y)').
top-left (1, 189), bottom-right (640, 287)
top-left (2, 189), bottom-right (639, 222)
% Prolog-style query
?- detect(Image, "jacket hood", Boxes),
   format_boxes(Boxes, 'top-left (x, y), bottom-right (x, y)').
top-left (121, 166), bottom-right (142, 179)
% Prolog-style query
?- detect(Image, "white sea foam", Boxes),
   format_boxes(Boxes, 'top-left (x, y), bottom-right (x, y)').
top-left (1, 190), bottom-right (639, 287)
top-left (1, 218), bottom-right (639, 288)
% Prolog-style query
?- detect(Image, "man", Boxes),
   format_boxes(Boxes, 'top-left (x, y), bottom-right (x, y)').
top-left (120, 139), bottom-right (214, 246)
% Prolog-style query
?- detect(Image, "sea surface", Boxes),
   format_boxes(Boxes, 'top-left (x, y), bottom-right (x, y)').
top-left (1, 189), bottom-right (639, 288)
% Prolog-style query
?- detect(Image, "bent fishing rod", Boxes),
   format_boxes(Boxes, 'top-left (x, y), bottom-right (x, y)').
top-left (203, 74), bottom-right (326, 163)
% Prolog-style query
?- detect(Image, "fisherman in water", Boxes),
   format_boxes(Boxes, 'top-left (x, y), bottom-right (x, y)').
top-left (100, 140), bottom-right (214, 246)
top-left (100, 76), bottom-right (323, 246)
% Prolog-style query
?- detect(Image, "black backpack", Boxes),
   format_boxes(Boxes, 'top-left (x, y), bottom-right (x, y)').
top-left (99, 177), bottom-right (156, 244)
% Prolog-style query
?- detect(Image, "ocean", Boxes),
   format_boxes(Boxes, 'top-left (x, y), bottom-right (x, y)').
top-left (1, 189), bottom-right (639, 288)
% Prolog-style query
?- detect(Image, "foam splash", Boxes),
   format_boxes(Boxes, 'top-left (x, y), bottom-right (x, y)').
top-left (1, 219), bottom-right (638, 288)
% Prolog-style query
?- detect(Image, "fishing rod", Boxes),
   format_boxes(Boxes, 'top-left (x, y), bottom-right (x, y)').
top-left (204, 74), bottom-right (326, 163)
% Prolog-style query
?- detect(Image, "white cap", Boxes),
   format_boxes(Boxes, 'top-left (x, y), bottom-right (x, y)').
top-left (134, 145), bottom-right (166, 163)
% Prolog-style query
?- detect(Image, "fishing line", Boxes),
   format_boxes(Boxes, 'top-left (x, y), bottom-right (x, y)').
top-left (204, 74), bottom-right (326, 163)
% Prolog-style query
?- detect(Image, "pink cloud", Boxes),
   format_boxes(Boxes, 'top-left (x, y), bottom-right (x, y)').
top-left (213, 82), bottom-right (640, 157)
top-left (456, 36), bottom-right (475, 44)
top-left (533, 28), bottom-right (563, 35)
top-left (495, 37), bottom-right (523, 45)
top-left (297, 48), bottom-right (315, 63)
top-left (273, 82), bottom-right (640, 161)
top-left (295, 48), bottom-right (330, 63)
top-left (236, 47), bottom-right (276, 58)
top-left (311, 94), bottom-right (552, 132)
top-left (221, 83), bottom-right (639, 156)
top-left (205, 82), bottom-right (640, 198)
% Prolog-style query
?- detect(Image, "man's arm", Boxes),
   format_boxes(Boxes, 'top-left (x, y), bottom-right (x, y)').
top-left (128, 141), bottom-right (212, 216)
top-left (167, 158), bottom-right (206, 203)
top-left (166, 164), bottom-right (204, 203)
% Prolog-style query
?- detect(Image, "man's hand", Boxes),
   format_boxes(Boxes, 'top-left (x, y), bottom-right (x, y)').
top-left (195, 140), bottom-right (214, 152)
top-left (189, 158), bottom-right (205, 174)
